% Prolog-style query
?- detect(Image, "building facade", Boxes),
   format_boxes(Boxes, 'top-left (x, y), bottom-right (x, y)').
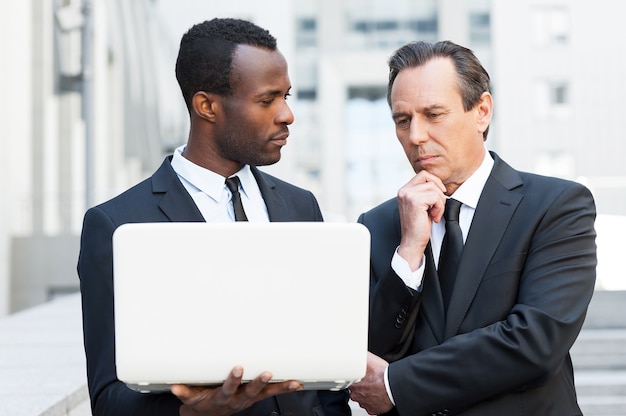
top-left (0, 0), bottom-right (182, 314)
top-left (2, 0), bottom-right (625, 314)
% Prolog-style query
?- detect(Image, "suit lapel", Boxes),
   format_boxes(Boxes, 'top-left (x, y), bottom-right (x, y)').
top-left (251, 166), bottom-right (289, 221)
top-left (444, 153), bottom-right (524, 339)
top-left (152, 157), bottom-right (205, 222)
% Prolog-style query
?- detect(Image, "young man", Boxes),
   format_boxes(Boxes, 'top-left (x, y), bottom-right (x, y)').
top-left (78, 18), bottom-right (350, 416)
top-left (350, 41), bottom-right (596, 415)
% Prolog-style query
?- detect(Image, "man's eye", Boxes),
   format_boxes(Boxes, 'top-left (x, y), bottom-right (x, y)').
top-left (284, 93), bottom-right (291, 100)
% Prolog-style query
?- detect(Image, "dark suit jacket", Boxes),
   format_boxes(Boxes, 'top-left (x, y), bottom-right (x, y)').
top-left (357, 152), bottom-right (596, 416)
top-left (78, 157), bottom-right (350, 416)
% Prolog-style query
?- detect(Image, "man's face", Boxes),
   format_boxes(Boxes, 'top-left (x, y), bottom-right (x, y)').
top-left (389, 58), bottom-right (490, 194)
top-left (214, 45), bottom-right (294, 167)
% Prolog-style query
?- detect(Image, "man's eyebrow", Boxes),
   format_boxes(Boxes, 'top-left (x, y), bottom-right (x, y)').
top-left (391, 110), bottom-right (409, 120)
top-left (255, 86), bottom-right (292, 98)
top-left (423, 104), bottom-right (447, 111)
top-left (391, 104), bottom-right (447, 119)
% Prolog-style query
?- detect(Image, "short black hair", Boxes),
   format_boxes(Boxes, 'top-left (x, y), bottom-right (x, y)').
top-left (387, 40), bottom-right (492, 139)
top-left (175, 18), bottom-right (277, 109)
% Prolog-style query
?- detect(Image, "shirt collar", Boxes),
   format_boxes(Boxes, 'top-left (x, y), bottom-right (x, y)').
top-left (171, 144), bottom-right (254, 202)
top-left (229, 165), bottom-right (256, 199)
top-left (449, 148), bottom-right (494, 209)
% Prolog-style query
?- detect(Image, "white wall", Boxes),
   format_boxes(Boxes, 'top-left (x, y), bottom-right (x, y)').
top-left (0, 1), bottom-right (34, 317)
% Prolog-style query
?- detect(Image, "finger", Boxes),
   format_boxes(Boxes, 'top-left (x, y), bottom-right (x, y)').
top-left (171, 384), bottom-right (207, 401)
top-left (429, 193), bottom-right (448, 223)
top-left (221, 366), bottom-right (245, 396)
top-left (407, 170), bottom-right (446, 192)
top-left (171, 384), bottom-right (214, 407)
top-left (398, 176), bottom-right (446, 210)
top-left (261, 380), bottom-right (303, 396)
top-left (170, 384), bottom-right (190, 399)
top-left (246, 373), bottom-right (302, 396)
top-left (242, 371), bottom-right (273, 397)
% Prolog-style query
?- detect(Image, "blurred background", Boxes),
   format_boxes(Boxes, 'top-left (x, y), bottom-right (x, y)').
top-left (1, 0), bottom-right (625, 316)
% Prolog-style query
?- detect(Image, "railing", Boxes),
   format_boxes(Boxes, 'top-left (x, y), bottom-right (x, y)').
top-left (0, 293), bottom-right (90, 416)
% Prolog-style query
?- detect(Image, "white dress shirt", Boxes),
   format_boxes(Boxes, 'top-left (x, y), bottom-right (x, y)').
top-left (170, 144), bottom-right (270, 222)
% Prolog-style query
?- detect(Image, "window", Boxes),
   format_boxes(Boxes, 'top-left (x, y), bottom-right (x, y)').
top-left (469, 12), bottom-right (491, 45)
top-left (533, 80), bottom-right (571, 119)
top-left (406, 18), bottom-right (438, 35)
top-left (532, 7), bottom-right (570, 46)
top-left (551, 83), bottom-right (568, 105)
top-left (349, 16), bottom-right (438, 49)
top-left (296, 17), bottom-right (317, 48)
top-left (297, 89), bottom-right (317, 101)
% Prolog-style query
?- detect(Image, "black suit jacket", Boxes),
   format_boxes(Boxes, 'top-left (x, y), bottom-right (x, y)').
top-left (358, 152), bottom-right (596, 416)
top-left (78, 157), bottom-right (350, 416)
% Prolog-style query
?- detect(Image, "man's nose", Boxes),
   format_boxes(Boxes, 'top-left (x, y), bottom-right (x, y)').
top-left (276, 100), bottom-right (294, 125)
top-left (408, 118), bottom-right (428, 144)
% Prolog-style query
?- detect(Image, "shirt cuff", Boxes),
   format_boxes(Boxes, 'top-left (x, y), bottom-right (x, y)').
top-left (391, 247), bottom-right (425, 290)
top-left (384, 365), bottom-right (396, 406)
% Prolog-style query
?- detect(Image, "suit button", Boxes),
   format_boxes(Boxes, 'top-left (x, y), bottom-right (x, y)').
top-left (395, 305), bottom-right (408, 328)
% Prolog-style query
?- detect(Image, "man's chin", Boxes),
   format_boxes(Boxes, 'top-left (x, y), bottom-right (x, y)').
top-left (250, 154), bottom-right (281, 167)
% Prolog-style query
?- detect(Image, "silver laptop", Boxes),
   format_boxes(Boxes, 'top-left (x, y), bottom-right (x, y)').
top-left (112, 222), bottom-right (370, 393)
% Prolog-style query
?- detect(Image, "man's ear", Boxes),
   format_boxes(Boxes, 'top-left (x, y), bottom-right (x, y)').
top-left (191, 91), bottom-right (218, 122)
top-left (476, 92), bottom-right (493, 135)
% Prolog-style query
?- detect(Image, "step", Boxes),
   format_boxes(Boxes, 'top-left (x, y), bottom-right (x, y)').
top-left (578, 395), bottom-right (626, 416)
top-left (582, 291), bottom-right (626, 329)
top-left (575, 370), bottom-right (626, 395)
top-left (571, 329), bottom-right (626, 370)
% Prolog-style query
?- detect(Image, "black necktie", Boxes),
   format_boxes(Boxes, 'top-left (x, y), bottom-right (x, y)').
top-left (225, 176), bottom-right (248, 222)
top-left (438, 198), bottom-right (463, 310)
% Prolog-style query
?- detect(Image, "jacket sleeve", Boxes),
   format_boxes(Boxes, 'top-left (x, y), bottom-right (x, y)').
top-left (78, 207), bottom-right (182, 415)
top-left (357, 209), bottom-right (423, 362)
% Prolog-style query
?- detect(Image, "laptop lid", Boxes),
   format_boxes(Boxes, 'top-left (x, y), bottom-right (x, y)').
top-left (112, 222), bottom-right (370, 393)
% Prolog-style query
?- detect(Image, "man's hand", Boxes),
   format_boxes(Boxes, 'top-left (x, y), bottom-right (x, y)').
top-left (397, 171), bottom-right (447, 270)
top-left (349, 352), bottom-right (394, 415)
top-left (172, 366), bottom-right (303, 416)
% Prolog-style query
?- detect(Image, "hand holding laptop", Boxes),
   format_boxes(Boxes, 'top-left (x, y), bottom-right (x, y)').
top-left (173, 365), bottom-right (303, 416)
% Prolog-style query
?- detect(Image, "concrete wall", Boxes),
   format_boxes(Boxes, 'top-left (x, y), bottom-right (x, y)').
top-left (0, 294), bottom-right (89, 416)
top-left (10, 235), bottom-right (80, 313)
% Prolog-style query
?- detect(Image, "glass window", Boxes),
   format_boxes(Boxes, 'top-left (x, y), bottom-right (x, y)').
top-left (299, 18), bottom-right (316, 31)
top-left (533, 80), bottom-right (571, 119)
top-left (532, 7), bottom-right (570, 46)
top-left (469, 12), bottom-right (491, 44)
top-left (376, 20), bottom-right (398, 31)
top-left (296, 17), bottom-right (317, 48)
top-left (297, 89), bottom-right (317, 101)
top-left (551, 83), bottom-right (568, 105)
